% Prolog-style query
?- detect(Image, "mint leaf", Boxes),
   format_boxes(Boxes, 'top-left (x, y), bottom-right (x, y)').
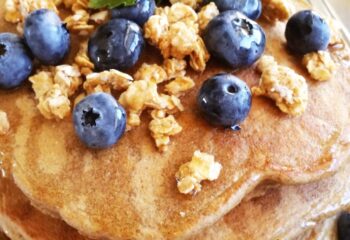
top-left (88, 0), bottom-right (136, 9)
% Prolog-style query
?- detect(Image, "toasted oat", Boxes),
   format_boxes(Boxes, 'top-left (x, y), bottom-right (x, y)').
top-left (144, 3), bottom-right (210, 72)
top-left (84, 70), bottom-right (133, 94)
top-left (163, 58), bottom-right (187, 79)
top-left (54, 65), bottom-right (82, 96)
top-left (160, 21), bottom-right (198, 59)
top-left (189, 37), bottom-right (210, 72)
top-left (149, 114), bottom-right (182, 152)
top-left (160, 94), bottom-right (185, 112)
top-left (169, 0), bottom-right (202, 9)
top-left (134, 63), bottom-right (168, 83)
top-left (0, 111), bottom-right (10, 135)
top-left (252, 55), bottom-right (308, 116)
top-left (37, 85), bottom-right (71, 119)
top-left (29, 65), bottom-right (82, 119)
top-left (302, 51), bottom-right (336, 81)
top-left (63, 0), bottom-right (108, 36)
top-left (261, 0), bottom-right (294, 23)
top-left (64, 9), bottom-right (95, 36)
top-left (144, 14), bottom-right (170, 46)
top-left (74, 41), bottom-right (95, 76)
top-left (176, 150), bottom-right (222, 194)
top-left (4, 0), bottom-right (58, 24)
top-left (119, 80), bottom-right (166, 128)
top-left (198, 2), bottom-right (219, 31)
top-left (164, 76), bottom-right (195, 96)
top-left (90, 10), bottom-right (109, 24)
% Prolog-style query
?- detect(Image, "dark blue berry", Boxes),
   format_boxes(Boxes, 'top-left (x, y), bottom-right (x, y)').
top-left (0, 33), bottom-right (33, 89)
top-left (24, 9), bottom-right (70, 65)
top-left (203, 10), bottom-right (266, 69)
top-left (197, 73), bottom-right (252, 128)
top-left (88, 18), bottom-right (144, 71)
top-left (73, 93), bottom-right (126, 149)
top-left (205, 0), bottom-right (262, 20)
top-left (338, 212), bottom-right (350, 240)
top-left (285, 10), bottom-right (330, 54)
top-left (111, 0), bottom-right (156, 26)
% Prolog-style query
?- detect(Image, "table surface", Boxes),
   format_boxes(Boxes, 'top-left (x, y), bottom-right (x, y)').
top-left (309, 0), bottom-right (350, 44)
top-left (329, 0), bottom-right (350, 28)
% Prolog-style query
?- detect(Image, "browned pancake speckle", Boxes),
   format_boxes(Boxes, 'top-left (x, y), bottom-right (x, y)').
top-left (1, 0), bottom-right (350, 239)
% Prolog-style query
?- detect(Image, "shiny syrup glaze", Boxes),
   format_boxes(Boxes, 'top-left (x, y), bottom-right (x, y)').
top-left (1, 0), bottom-right (350, 240)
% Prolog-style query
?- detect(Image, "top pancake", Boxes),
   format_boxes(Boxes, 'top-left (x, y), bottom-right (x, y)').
top-left (1, 0), bottom-right (350, 239)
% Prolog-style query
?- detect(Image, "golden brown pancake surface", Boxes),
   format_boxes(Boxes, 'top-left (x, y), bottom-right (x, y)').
top-left (2, 158), bottom-right (350, 240)
top-left (1, 0), bottom-right (350, 239)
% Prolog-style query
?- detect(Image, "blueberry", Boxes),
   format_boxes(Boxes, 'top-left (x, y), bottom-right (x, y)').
top-left (197, 73), bottom-right (252, 128)
top-left (73, 93), bottom-right (126, 149)
top-left (203, 10), bottom-right (266, 69)
top-left (205, 0), bottom-right (262, 20)
top-left (111, 0), bottom-right (156, 26)
top-left (88, 19), bottom-right (144, 71)
top-left (338, 212), bottom-right (350, 240)
top-left (24, 9), bottom-right (70, 65)
top-left (0, 33), bottom-right (33, 89)
top-left (285, 10), bottom-right (330, 54)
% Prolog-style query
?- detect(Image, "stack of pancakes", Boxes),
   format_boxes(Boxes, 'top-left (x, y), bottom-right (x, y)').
top-left (1, 0), bottom-right (350, 239)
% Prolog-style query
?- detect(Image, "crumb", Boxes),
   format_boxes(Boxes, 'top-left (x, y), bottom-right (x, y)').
top-left (302, 51), bottom-right (336, 81)
top-left (176, 150), bottom-right (222, 194)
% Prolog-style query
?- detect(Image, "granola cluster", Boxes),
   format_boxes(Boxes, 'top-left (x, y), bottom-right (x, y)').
top-left (63, 0), bottom-right (109, 36)
top-left (118, 59), bottom-right (194, 151)
top-left (144, 3), bottom-right (211, 72)
top-left (74, 41), bottom-right (95, 76)
top-left (0, 111), bottom-right (10, 135)
top-left (29, 65), bottom-right (82, 119)
top-left (261, 0), bottom-right (294, 23)
top-left (169, 0), bottom-right (202, 9)
top-left (197, 2), bottom-right (219, 31)
top-left (176, 150), bottom-right (222, 194)
top-left (4, 0), bottom-right (58, 24)
top-left (4, 0), bottom-right (109, 35)
top-left (4, 0), bottom-right (59, 33)
top-left (84, 70), bottom-right (133, 94)
top-left (149, 114), bottom-right (182, 152)
top-left (164, 76), bottom-right (195, 96)
top-left (252, 55), bottom-right (308, 116)
top-left (302, 51), bottom-right (336, 81)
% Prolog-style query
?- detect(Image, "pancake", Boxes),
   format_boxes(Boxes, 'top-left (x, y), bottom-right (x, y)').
top-left (0, 176), bottom-right (86, 240)
top-left (2, 159), bottom-right (350, 240)
top-left (192, 156), bottom-right (350, 240)
top-left (292, 216), bottom-right (338, 240)
top-left (1, 0), bottom-right (350, 239)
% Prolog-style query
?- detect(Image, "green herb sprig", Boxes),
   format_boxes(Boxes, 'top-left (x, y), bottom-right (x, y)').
top-left (88, 0), bottom-right (136, 9)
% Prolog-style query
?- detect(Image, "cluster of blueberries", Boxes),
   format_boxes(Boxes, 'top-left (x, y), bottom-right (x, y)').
top-left (0, 0), bottom-right (331, 149)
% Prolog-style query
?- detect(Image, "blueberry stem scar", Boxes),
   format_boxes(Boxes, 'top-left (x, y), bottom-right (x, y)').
top-left (0, 44), bottom-right (6, 56)
top-left (82, 108), bottom-right (100, 127)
